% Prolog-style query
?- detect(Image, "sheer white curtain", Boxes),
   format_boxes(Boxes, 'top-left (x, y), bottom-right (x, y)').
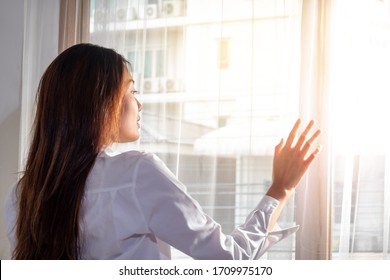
top-left (19, 0), bottom-right (60, 172)
top-left (19, 0), bottom-right (89, 170)
top-left (328, 0), bottom-right (390, 260)
top-left (297, 0), bottom-right (390, 260)
top-left (296, 0), bottom-right (333, 260)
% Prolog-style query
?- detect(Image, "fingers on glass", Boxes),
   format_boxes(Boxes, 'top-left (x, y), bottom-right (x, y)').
top-left (305, 144), bottom-right (322, 164)
top-left (284, 119), bottom-right (322, 162)
top-left (296, 120), bottom-right (315, 148)
top-left (301, 128), bottom-right (321, 153)
top-left (286, 118), bottom-right (302, 148)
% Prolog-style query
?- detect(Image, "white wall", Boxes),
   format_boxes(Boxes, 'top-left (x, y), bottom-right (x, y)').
top-left (0, 0), bottom-right (24, 259)
top-left (0, 0), bottom-right (60, 259)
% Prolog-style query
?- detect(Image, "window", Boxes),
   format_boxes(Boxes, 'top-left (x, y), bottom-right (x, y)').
top-left (87, 0), bottom-right (390, 260)
top-left (89, 0), bottom-right (302, 259)
top-left (330, 0), bottom-right (390, 259)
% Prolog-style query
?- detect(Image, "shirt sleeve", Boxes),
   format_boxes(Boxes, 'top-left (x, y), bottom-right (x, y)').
top-left (4, 184), bottom-right (18, 254)
top-left (133, 153), bottom-right (299, 260)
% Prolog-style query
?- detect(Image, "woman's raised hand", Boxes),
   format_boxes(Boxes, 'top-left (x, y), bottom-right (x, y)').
top-left (267, 119), bottom-right (322, 201)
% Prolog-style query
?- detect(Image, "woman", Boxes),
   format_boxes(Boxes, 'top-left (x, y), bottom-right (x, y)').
top-left (5, 43), bottom-right (321, 259)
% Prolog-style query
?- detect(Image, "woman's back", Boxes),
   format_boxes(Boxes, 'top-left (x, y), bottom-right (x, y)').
top-left (81, 150), bottom-right (168, 259)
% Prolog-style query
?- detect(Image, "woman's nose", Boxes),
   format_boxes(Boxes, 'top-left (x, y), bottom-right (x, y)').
top-left (136, 98), bottom-right (142, 112)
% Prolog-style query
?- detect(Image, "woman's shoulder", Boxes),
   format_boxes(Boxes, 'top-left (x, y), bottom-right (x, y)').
top-left (118, 150), bottom-right (167, 173)
top-left (95, 148), bottom-right (165, 176)
top-left (98, 148), bottom-right (157, 163)
top-left (87, 150), bottom-right (160, 191)
top-left (100, 148), bottom-right (175, 180)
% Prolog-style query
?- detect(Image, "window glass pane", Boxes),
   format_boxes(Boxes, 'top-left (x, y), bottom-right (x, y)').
top-left (89, 0), bottom-right (302, 259)
top-left (144, 50), bottom-right (153, 78)
top-left (330, 0), bottom-right (390, 259)
top-left (156, 50), bottom-right (165, 78)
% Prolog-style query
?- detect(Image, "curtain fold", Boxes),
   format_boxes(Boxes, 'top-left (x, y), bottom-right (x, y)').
top-left (384, 153), bottom-right (390, 259)
top-left (58, 0), bottom-right (90, 53)
top-left (295, 0), bottom-right (333, 260)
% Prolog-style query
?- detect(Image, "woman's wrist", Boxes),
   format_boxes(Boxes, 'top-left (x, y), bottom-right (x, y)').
top-left (265, 183), bottom-right (293, 202)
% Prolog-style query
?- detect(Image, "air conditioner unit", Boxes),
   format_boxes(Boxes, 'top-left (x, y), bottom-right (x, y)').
top-left (165, 79), bottom-right (177, 92)
top-left (160, 78), bottom-right (180, 92)
top-left (116, 8), bottom-right (127, 21)
top-left (94, 9), bottom-right (105, 23)
top-left (116, 0), bottom-right (133, 21)
top-left (146, 4), bottom-right (158, 19)
top-left (161, 0), bottom-right (184, 17)
top-left (143, 78), bottom-right (159, 93)
top-left (117, 8), bottom-right (138, 21)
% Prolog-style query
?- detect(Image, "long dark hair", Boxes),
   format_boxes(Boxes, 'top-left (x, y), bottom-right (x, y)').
top-left (13, 43), bottom-right (128, 259)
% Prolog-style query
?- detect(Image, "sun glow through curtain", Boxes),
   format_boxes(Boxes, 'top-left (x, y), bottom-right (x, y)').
top-left (298, 0), bottom-right (390, 260)
top-left (328, 0), bottom-right (390, 260)
top-left (84, 0), bottom-right (390, 259)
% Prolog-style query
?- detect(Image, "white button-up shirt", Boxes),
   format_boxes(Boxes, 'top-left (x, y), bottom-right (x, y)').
top-left (5, 149), bottom-right (298, 259)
